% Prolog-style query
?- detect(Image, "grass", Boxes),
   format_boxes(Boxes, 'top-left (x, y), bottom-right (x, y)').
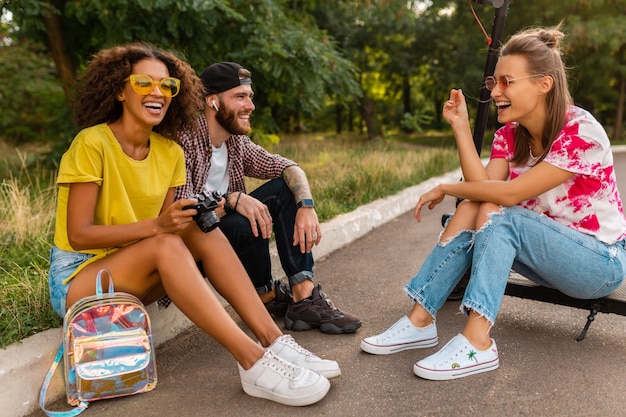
top-left (265, 134), bottom-right (460, 221)
top-left (0, 141), bottom-right (52, 180)
top-left (1, 154), bottom-right (60, 348)
top-left (0, 132), bottom-right (460, 348)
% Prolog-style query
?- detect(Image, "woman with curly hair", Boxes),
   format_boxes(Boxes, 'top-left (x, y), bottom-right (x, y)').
top-left (360, 25), bottom-right (626, 380)
top-left (49, 42), bottom-right (336, 406)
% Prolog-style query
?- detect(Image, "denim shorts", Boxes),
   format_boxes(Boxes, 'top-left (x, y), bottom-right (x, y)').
top-left (49, 246), bottom-right (95, 317)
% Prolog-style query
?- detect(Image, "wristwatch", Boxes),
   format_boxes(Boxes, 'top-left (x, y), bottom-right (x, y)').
top-left (296, 198), bottom-right (315, 209)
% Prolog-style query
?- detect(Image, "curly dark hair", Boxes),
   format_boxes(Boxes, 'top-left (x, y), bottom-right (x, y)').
top-left (71, 42), bottom-right (204, 141)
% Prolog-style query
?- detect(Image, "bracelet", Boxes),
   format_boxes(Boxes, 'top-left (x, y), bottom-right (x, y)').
top-left (234, 192), bottom-right (242, 211)
top-left (224, 193), bottom-right (235, 214)
top-left (224, 192), bottom-right (243, 214)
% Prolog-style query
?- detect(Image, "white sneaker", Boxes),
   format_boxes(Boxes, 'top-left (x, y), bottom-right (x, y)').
top-left (413, 333), bottom-right (499, 381)
top-left (268, 334), bottom-right (341, 379)
top-left (238, 350), bottom-right (330, 406)
top-left (360, 316), bottom-right (438, 355)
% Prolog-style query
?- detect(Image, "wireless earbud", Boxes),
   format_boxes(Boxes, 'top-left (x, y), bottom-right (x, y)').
top-left (212, 100), bottom-right (219, 111)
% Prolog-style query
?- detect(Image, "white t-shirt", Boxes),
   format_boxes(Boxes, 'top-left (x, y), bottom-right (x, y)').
top-left (204, 143), bottom-right (229, 194)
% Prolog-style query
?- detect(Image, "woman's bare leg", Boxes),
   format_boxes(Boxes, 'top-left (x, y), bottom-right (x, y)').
top-left (440, 200), bottom-right (481, 241)
top-left (66, 233), bottom-right (265, 369)
top-left (461, 311), bottom-right (492, 349)
top-left (180, 225), bottom-right (282, 347)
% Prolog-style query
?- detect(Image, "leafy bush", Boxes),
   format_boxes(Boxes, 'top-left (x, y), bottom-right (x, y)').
top-left (400, 111), bottom-right (434, 133)
top-left (0, 40), bottom-right (71, 145)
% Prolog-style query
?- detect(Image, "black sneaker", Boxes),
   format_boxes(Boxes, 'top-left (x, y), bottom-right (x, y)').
top-left (284, 285), bottom-right (362, 334)
top-left (264, 280), bottom-right (293, 317)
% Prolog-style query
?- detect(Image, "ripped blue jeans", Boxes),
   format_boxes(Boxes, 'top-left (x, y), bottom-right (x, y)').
top-left (404, 205), bottom-right (626, 326)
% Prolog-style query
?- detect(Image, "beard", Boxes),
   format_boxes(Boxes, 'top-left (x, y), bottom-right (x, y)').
top-left (215, 104), bottom-right (251, 136)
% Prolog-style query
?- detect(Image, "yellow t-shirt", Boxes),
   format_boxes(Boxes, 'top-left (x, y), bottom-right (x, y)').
top-left (54, 123), bottom-right (186, 283)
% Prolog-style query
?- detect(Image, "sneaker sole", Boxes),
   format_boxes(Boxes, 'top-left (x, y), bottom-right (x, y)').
top-left (316, 368), bottom-right (341, 379)
top-left (284, 316), bottom-right (362, 334)
top-left (241, 378), bottom-right (330, 406)
top-left (360, 337), bottom-right (438, 355)
top-left (413, 358), bottom-right (499, 381)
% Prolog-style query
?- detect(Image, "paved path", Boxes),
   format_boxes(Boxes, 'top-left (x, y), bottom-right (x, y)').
top-left (32, 152), bottom-right (626, 417)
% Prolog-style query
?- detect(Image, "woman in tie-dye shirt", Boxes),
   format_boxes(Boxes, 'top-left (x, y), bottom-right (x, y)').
top-left (360, 25), bottom-right (626, 381)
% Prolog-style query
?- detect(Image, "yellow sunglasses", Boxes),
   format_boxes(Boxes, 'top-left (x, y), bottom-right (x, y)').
top-left (124, 74), bottom-right (181, 98)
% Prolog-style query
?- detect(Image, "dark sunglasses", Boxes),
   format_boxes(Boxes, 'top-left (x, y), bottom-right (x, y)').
top-left (485, 74), bottom-right (544, 91)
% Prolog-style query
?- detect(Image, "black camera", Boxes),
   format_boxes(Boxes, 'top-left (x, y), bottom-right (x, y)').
top-left (183, 190), bottom-right (223, 233)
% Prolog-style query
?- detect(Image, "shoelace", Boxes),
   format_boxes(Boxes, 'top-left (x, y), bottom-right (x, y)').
top-left (263, 350), bottom-right (301, 379)
top-left (316, 289), bottom-right (339, 311)
top-left (280, 335), bottom-right (319, 358)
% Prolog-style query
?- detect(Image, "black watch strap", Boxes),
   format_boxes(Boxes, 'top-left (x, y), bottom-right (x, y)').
top-left (296, 198), bottom-right (315, 209)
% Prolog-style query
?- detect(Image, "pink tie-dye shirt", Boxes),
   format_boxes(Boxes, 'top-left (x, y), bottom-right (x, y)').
top-left (490, 106), bottom-right (626, 244)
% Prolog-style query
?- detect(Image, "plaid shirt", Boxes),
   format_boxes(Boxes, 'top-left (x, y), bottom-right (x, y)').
top-left (174, 115), bottom-right (297, 200)
top-left (158, 116), bottom-right (297, 310)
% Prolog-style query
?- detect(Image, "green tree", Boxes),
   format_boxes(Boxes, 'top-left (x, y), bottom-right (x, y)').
top-left (413, 0), bottom-right (492, 128)
top-left (310, 0), bottom-right (423, 139)
top-left (2, 0), bottom-right (624, 142)
top-left (308, 0), bottom-right (507, 138)
top-left (1, 0), bottom-right (360, 136)
top-left (496, 0), bottom-right (626, 140)
top-left (0, 39), bottom-right (68, 144)
top-left (566, 0), bottom-right (626, 141)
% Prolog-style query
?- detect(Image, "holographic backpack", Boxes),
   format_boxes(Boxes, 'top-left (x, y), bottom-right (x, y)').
top-left (39, 269), bottom-right (157, 416)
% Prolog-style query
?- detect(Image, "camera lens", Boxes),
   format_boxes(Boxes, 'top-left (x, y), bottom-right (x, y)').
top-left (196, 211), bottom-right (220, 233)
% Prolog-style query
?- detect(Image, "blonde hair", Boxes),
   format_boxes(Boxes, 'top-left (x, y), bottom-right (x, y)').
top-left (500, 25), bottom-right (573, 164)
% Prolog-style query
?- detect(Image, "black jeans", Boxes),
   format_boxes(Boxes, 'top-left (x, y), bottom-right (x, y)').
top-left (217, 178), bottom-right (314, 294)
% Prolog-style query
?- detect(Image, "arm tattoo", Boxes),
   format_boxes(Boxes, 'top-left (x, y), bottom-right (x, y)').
top-left (282, 166), bottom-right (312, 202)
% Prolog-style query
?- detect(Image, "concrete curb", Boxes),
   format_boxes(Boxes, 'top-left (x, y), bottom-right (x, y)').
top-left (0, 167), bottom-right (463, 417)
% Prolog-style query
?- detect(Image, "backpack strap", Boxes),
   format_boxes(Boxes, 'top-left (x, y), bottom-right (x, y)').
top-left (39, 343), bottom-right (88, 417)
top-left (96, 269), bottom-right (115, 295)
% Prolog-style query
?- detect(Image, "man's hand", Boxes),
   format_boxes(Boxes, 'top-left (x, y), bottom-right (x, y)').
top-left (293, 207), bottom-right (321, 253)
top-left (233, 193), bottom-right (273, 238)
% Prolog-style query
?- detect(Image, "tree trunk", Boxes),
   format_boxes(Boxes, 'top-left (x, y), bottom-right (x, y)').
top-left (403, 73), bottom-right (411, 115)
top-left (348, 105), bottom-right (354, 132)
top-left (335, 103), bottom-right (343, 134)
top-left (432, 93), bottom-right (442, 126)
top-left (41, 0), bottom-right (76, 100)
top-left (359, 94), bottom-right (383, 140)
top-left (613, 75), bottom-right (625, 142)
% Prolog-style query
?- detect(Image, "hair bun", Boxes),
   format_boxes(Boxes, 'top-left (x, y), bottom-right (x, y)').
top-left (537, 28), bottom-right (564, 50)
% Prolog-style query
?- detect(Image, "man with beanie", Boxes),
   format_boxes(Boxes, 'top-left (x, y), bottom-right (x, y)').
top-left (176, 62), bottom-right (361, 334)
